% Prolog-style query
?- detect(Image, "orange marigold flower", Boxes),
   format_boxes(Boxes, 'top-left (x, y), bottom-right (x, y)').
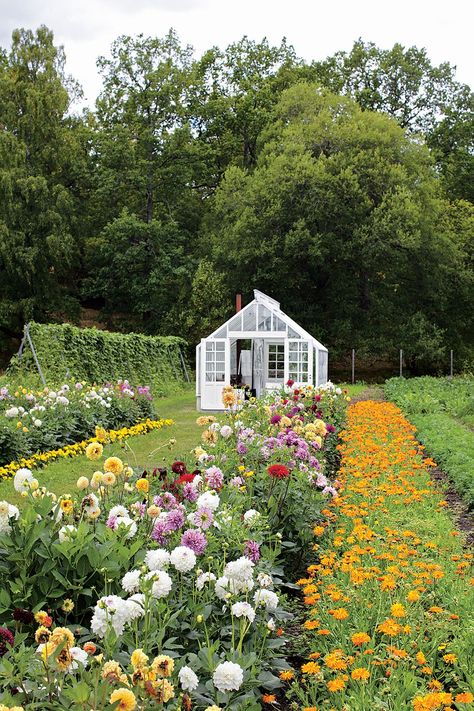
top-left (390, 603), bottom-right (406, 618)
top-left (455, 692), bottom-right (474, 703)
top-left (262, 694), bottom-right (277, 703)
top-left (407, 590), bottom-right (420, 602)
top-left (351, 632), bottom-right (371, 646)
top-left (279, 670), bottom-right (295, 681)
top-left (378, 618), bottom-right (402, 636)
top-left (304, 619), bottom-right (320, 630)
top-left (443, 653), bottom-right (457, 664)
top-left (327, 677), bottom-right (346, 692)
top-left (351, 667), bottom-right (370, 681)
top-left (301, 661), bottom-right (321, 674)
top-left (329, 607), bottom-right (349, 620)
top-left (415, 651), bottom-right (427, 665)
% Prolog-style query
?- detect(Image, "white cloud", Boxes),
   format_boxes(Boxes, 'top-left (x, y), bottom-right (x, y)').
top-left (0, 0), bottom-right (472, 108)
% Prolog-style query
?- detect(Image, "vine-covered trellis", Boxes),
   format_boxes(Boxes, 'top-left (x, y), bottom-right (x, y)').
top-left (9, 322), bottom-right (189, 392)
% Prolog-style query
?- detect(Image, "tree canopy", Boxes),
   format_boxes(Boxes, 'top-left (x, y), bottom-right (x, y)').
top-left (0, 27), bottom-right (472, 370)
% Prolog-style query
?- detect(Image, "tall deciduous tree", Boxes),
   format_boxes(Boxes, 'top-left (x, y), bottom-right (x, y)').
top-left (207, 84), bottom-right (473, 361)
top-left (0, 26), bottom-right (85, 336)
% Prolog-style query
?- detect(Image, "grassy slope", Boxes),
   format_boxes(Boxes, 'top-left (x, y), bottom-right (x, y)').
top-left (0, 388), bottom-right (201, 505)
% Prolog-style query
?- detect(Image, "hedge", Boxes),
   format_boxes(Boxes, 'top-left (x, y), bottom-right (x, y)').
top-left (8, 322), bottom-right (188, 393)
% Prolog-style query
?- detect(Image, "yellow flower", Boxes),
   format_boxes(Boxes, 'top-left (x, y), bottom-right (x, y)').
top-left (85, 442), bottom-right (103, 461)
top-left (351, 667), bottom-right (370, 681)
top-left (390, 603), bottom-right (406, 618)
top-left (50, 627), bottom-right (75, 647)
top-left (91, 471), bottom-right (103, 489)
top-left (102, 472), bottom-right (116, 486)
top-left (154, 679), bottom-right (175, 703)
top-left (61, 599), bottom-right (74, 613)
top-left (151, 655), bottom-right (174, 677)
top-left (131, 648), bottom-right (149, 669)
top-left (60, 499), bottom-right (73, 515)
top-left (104, 456), bottom-right (124, 475)
top-left (443, 653), bottom-right (457, 664)
top-left (109, 688), bottom-right (137, 711)
top-left (102, 660), bottom-right (122, 679)
top-left (77, 476), bottom-right (89, 489)
top-left (35, 626), bottom-right (51, 644)
top-left (136, 478), bottom-right (149, 493)
top-left (95, 426), bottom-right (108, 443)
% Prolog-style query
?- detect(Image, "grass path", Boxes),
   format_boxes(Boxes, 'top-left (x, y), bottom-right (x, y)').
top-left (0, 388), bottom-right (201, 505)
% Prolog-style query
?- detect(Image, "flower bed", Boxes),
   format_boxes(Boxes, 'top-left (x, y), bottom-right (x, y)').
top-left (0, 383), bottom-right (347, 710)
top-left (0, 418), bottom-right (174, 481)
top-left (287, 401), bottom-right (474, 710)
top-left (0, 380), bottom-right (155, 469)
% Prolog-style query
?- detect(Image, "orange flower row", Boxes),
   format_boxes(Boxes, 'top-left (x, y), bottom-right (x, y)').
top-left (291, 400), bottom-right (474, 710)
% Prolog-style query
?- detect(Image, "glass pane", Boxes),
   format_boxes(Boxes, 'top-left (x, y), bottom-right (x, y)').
top-left (215, 372), bottom-right (225, 382)
top-left (214, 326), bottom-right (227, 338)
top-left (206, 372), bottom-right (215, 382)
top-left (216, 352), bottom-right (225, 362)
top-left (288, 326), bottom-right (300, 338)
top-left (258, 304), bottom-right (272, 331)
top-left (268, 369), bottom-right (276, 378)
top-left (274, 317), bottom-right (286, 331)
top-left (228, 313), bottom-right (242, 331)
top-left (206, 342), bottom-right (214, 352)
top-left (243, 304), bottom-right (257, 331)
top-left (269, 344), bottom-right (276, 353)
top-left (206, 352), bottom-right (214, 363)
top-left (300, 342), bottom-right (308, 352)
top-left (277, 369), bottom-right (284, 378)
top-left (216, 342), bottom-right (225, 351)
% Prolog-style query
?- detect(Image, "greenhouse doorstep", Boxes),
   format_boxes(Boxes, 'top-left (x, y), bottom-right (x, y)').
top-left (0, 418), bottom-right (174, 480)
top-left (290, 400), bottom-right (474, 710)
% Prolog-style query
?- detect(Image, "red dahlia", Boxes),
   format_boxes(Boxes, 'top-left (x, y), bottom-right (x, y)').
top-left (267, 464), bottom-right (290, 479)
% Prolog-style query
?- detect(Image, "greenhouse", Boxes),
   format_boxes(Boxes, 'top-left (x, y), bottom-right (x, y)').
top-left (196, 289), bottom-right (329, 410)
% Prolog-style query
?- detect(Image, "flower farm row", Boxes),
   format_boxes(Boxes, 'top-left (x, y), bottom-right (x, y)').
top-left (0, 383), bottom-right (347, 710)
top-left (287, 401), bottom-right (473, 711)
top-left (0, 386), bottom-right (472, 710)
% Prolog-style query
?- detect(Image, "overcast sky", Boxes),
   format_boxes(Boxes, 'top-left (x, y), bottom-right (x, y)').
top-left (1, 0), bottom-right (472, 108)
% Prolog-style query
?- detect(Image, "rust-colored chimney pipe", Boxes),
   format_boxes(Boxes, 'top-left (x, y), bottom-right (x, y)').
top-left (236, 293), bottom-right (242, 312)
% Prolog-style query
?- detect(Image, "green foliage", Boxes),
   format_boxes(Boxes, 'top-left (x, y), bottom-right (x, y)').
top-left (385, 376), bottom-right (474, 505)
top-left (8, 322), bottom-right (188, 394)
top-left (207, 84), bottom-right (472, 361)
top-left (0, 26), bottom-right (472, 371)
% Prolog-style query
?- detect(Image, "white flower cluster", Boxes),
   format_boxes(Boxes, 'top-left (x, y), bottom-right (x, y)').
top-left (90, 594), bottom-right (144, 637)
top-left (0, 500), bottom-right (19, 535)
top-left (212, 661), bottom-right (244, 693)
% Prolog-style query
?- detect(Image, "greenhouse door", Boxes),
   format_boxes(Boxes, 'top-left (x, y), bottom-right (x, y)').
top-left (201, 339), bottom-right (230, 410)
top-left (286, 340), bottom-right (312, 385)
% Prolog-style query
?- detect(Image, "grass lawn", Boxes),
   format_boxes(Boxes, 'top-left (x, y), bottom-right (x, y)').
top-left (0, 387), bottom-right (202, 505)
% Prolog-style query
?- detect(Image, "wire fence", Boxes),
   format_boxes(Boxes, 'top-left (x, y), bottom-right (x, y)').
top-left (343, 348), bottom-right (457, 384)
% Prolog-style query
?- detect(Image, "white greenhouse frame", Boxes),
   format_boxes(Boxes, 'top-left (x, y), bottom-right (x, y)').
top-left (196, 290), bottom-right (328, 410)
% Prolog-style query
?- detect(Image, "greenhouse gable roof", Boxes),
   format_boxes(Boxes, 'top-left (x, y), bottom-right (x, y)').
top-left (208, 290), bottom-right (327, 351)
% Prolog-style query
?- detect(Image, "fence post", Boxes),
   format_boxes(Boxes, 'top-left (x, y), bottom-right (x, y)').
top-left (450, 350), bottom-right (454, 379)
top-left (179, 346), bottom-right (190, 383)
top-left (399, 349), bottom-right (403, 378)
top-left (351, 349), bottom-right (355, 385)
top-left (25, 323), bottom-right (46, 386)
